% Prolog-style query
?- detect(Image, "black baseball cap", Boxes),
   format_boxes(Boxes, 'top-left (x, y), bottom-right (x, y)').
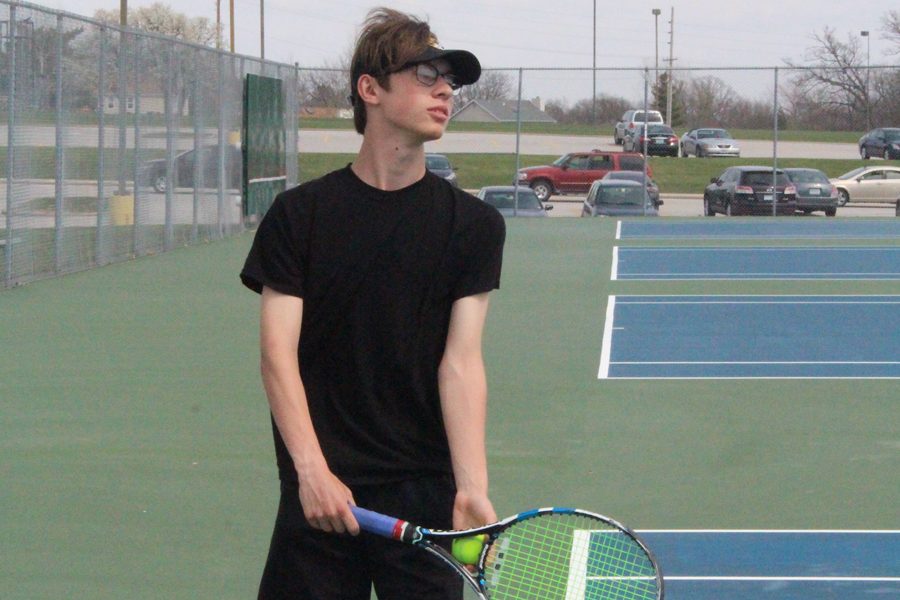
top-left (404, 46), bottom-right (481, 86)
top-left (350, 45), bottom-right (481, 102)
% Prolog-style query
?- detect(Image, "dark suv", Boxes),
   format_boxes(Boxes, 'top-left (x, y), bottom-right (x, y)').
top-left (858, 127), bottom-right (900, 160)
top-left (514, 151), bottom-right (650, 202)
top-left (704, 166), bottom-right (797, 216)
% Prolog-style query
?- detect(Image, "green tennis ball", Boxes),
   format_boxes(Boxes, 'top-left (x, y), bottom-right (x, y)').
top-left (451, 535), bottom-right (486, 564)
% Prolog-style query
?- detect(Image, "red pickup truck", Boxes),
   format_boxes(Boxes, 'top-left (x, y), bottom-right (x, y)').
top-left (515, 151), bottom-right (651, 202)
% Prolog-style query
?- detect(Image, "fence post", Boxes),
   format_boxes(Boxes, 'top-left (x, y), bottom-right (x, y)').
top-left (164, 43), bottom-right (175, 251)
top-left (191, 47), bottom-right (201, 243)
top-left (772, 66), bottom-right (779, 217)
top-left (96, 26), bottom-right (107, 265)
top-left (54, 14), bottom-right (64, 272)
top-left (4, 5), bottom-right (17, 288)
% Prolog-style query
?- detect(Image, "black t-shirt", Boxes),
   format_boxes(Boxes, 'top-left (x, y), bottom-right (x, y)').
top-left (240, 166), bottom-right (506, 485)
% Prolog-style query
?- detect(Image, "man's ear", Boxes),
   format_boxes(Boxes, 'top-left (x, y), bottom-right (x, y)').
top-left (357, 74), bottom-right (381, 105)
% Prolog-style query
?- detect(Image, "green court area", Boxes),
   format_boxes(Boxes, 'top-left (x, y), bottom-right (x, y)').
top-left (2, 220), bottom-right (896, 599)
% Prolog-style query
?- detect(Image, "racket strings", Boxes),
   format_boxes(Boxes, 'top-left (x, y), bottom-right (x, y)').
top-left (482, 513), bottom-right (659, 600)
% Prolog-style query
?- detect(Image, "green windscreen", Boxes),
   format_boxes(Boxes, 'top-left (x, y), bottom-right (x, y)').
top-left (242, 74), bottom-right (287, 218)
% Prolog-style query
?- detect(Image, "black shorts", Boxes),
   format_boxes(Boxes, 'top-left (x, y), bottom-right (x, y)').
top-left (258, 474), bottom-right (462, 600)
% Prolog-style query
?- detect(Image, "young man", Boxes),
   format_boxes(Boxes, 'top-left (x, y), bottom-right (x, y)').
top-left (240, 8), bottom-right (506, 599)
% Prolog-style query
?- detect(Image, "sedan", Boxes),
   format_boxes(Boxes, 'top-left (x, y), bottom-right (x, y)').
top-left (623, 124), bottom-right (679, 156)
top-left (426, 152), bottom-right (459, 187)
top-left (581, 180), bottom-right (658, 217)
top-left (476, 186), bottom-right (552, 217)
top-left (138, 145), bottom-right (241, 193)
top-left (704, 166), bottom-right (797, 216)
top-left (858, 128), bottom-right (900, 160)
top-left (783, 168), bottom-right (838, 216)
top-left (830, 166), bottom-right (900, 205)
top-left (680, 128), bottom-right (741, 158)
top-left (601, 170), bottom-right (663, 208)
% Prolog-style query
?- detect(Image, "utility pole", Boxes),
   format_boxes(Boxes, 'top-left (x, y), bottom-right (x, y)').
top-left (665, 7), bottom-right (674, 125)
top-left (860, 30), bottom-right (870, 130)
top-left (592, 0), bottom-right (597, 124)
top-left (652, 8), bottom-right (661, 87)
top-left (260, 0), bottom-right (265, 59)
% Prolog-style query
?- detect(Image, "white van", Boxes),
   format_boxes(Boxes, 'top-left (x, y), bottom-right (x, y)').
top-left (614, 109), bottom-right (664, 145)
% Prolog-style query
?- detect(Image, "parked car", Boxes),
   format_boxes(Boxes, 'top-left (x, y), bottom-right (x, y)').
top-left (623, 123), bottom-right (679, 156)
top-left (515, 151), bottom-right (650, 202)
top-left (426, 152), bottom-right (458, 186)
top-left (783, 168), bottom-right (838, 217)
top-left (581, 180), bottom-right (658, 217)
top-left (679, 128), bottom-right (741, 158)
top-left (601, 170), bottom-right (662, 207)
top-left (476, 186), bottom-right (552, 217)
top-left (830, 165), bottom-right (900, 205)
top-left (703, 166), bottom-right (797, 216)
top-left (138, 145), bottom-right (242, 193)
top-left (613, 109), bottom-right (664, 145)
top-left (858, 128), bottom-right (900, 160)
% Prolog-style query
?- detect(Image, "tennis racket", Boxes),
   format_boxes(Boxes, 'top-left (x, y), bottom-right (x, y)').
top-left (350, 505), bottom-right (663, 600)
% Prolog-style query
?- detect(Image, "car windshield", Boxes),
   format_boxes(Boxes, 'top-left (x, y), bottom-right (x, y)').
top-left (552, 154), bottom-right (571, 166)
top-left (426, 155), bottom-right (451, 169)
top-left (484, 190), bottom-right (542, 210)
top-left (597, 186), bottom-right (646, 206)
top-left (837, 167), bottom-right (867, 180)
top-left (634, 111), bottom-right (662, 122)
top-left (697, 129), bottom-right (729, 139)
top-left (786, 170), bottom-right (830, 184)
top-left (606, 171), bottom-right (652, 185)
top-left (741, 171), bottom-right (790, 186)
top-left (884, 130), bottom-right (900, 142)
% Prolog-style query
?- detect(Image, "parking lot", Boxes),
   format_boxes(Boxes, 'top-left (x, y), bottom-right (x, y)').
top-left (543, 195), bottom-right (898, 218)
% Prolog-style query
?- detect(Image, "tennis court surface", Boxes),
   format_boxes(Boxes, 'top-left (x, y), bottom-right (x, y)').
top-left (2, 217), bottom-right (897, 599)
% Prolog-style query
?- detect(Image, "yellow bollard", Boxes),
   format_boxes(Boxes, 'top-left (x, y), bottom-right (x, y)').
top-left (109, 194), bottom-right (134, 225)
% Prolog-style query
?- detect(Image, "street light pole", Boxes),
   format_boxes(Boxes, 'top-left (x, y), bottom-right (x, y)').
top-left (860, 30), bottom-right (870, 130)
top-left (592, 0), bottom-right (596, 124)
top-left (652, 8), bottom-right (660, 88)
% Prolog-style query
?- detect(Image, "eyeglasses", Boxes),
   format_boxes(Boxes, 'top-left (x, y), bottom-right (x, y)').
top-left (407, 62), bottom-right (461, 95)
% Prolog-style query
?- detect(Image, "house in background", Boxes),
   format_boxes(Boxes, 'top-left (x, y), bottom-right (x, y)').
top-left (451, 97), bottom-right (556, 124)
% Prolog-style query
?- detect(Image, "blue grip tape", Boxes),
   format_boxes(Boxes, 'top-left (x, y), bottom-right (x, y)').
top-left (350, 506), bottom-right (403, 539)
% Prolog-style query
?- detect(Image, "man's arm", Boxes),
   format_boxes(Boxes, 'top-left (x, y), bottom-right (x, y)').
top-left (259, 286), bottom-right (358, 534)
top-left (438, 292), bottom-right (498, 530)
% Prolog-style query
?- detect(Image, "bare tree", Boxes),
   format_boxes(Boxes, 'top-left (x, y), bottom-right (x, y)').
top-left (785, 28), bottom-right (867, 129)
top-left (883, 10), bottom-right (900, 53)
top-left (457, 70), bottom-right (513, 104)
top-left (681, 76), bottom-right (735, 127)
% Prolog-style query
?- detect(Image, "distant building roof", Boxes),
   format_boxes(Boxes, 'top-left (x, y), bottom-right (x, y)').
top-left (451, 99), bottom-right (556, 123)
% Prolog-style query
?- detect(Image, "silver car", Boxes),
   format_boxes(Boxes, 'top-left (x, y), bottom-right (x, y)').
top-left (830, 166), bottom-right (900, 205)
top-left (476, 186), bottom-right (552, 217)
top-left (680, 128), bottom-right (741, 158)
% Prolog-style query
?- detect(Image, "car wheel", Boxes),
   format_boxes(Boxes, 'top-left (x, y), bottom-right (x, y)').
top-left (696, 146), bottom-right (705, 158)
top-left (703, 195), bottom-right (715, 216)
top-left (861, 146), bottom-right (869, 159)
top-left (152, 174), bottom-right (167, 193)
top-left (885, 149), bottom-right (892, 160)
top-left (837, 189), bottom-right (849, 206)
top-left (530, 180), bottom-right (553, 203)
top-left (825, 207), bottom-right (836, 217)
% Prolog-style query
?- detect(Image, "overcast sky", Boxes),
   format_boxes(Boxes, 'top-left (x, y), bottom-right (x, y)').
top-left (31, 0), bottom-right (900, 104)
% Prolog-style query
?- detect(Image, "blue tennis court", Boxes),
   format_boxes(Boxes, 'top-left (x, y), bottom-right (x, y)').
top-left (617, 219), bottom-right (900, 240)
top-left (599, 295), bottom-right (900, 378)
top-left (612, 246), bottom-right (900, 280)
top-left (639, 530), bottom-right (900, 600)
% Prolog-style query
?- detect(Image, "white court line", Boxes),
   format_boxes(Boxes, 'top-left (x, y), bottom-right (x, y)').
top-left (598, 296), bottom-right (616, 379)
top-left (611, 361), bottom-right (900, 365)
top-left (565, 530), bottom-right (590, 600)
top-left (637, 529), bottom-right (900, 534)
top-left (615, 220), bottom-right (622, 240)
top-left (658, 576), bottom-right (900, 582)
top-left (610, 247), bottom-right (619, 281)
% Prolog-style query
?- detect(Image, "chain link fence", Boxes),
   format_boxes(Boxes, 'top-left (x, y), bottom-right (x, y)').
top-left (1, 0), bottom-right (299, 288)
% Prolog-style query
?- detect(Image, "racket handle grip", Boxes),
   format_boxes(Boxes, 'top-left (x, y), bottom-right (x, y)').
top-left (350, 506), bottom-right (407, 540)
